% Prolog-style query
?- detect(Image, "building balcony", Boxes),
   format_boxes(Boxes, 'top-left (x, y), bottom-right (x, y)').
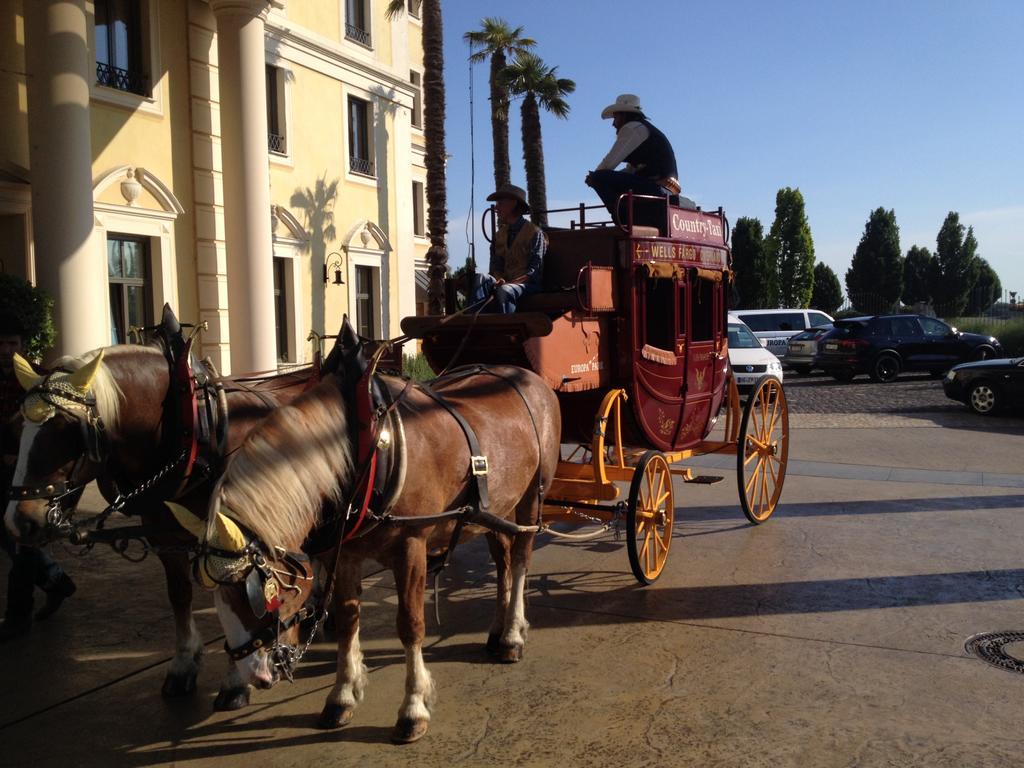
top-left (349, 156), bottom-right (375, 177)
top-left (345, 23), bottom-right (371, 47)
top-left (96, 61), bottom-right (148, 96)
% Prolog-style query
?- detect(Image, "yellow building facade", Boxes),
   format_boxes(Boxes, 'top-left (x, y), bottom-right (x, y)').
top-left (1, 0), bottom-right (429, 373)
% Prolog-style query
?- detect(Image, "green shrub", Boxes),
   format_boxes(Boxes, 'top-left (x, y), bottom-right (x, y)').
top-left (402, 352), bottom-right (435, 381)
top-left (0, 274), bottom-right (55, 360)
top-left (954, 318), bottom-right (1024, 358)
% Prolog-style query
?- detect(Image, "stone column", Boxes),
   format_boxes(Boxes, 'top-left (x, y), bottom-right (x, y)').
top-left (210, 0), bottom-right (277, 373)
top-left (24, 0), bottom-right (108, 357)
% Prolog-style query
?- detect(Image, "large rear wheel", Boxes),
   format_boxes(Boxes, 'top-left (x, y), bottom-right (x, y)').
top-left (737, 376), bottom-right (789, 524)
top-left (626, 451), bottom-right (675, 585)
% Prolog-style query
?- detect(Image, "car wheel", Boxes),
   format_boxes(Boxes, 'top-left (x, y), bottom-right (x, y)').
top-left (831, 369), bottom-right (855, 383)
top-left (972, 346), bottom-right (995, 362)
top-left (870, 354), bottom-right (900, 383)
top-left (968, 381), bottom-right (999, 415)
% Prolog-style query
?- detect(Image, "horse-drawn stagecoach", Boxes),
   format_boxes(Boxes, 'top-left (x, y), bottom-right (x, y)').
top-left (4, 193), bottom-right (790, 742)
top-left (403, 193), bottom-right (790, 583)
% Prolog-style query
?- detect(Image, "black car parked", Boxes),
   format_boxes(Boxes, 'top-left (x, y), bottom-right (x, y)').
top-left (943, 357), bottom-right (1024, 415)
top-left (817, 314), bottom-right (1002, 383)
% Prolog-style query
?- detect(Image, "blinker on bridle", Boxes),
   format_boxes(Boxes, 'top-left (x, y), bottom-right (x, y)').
top-left (8, 374), bottom-right (109, 534)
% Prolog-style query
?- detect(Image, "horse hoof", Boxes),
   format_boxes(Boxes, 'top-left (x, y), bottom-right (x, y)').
top-left (213, 686), bottom-right (251, 711)
top-left (161, 671), bottom-right (198, 698)
top-left (498, 643), bottom-right (524, 664)
top-left (318, 702), bottom-right (355, 730)
top-left (391, 717), bottom-right (429, 744)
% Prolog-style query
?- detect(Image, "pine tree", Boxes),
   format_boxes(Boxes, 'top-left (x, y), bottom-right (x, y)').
top-left (902, 245), bottom-right (932, 305)
top-left (966, 258), bottom-right (1002, 315)
top-left (928, 212), bottom-right (980, 317)
top-left (765, 187), bottom-right (815, 307)
top-left (845, 207), bottom-right (903, 314)
top-left (810, 262), bottom-right (843, 315)
top-left (730, 217), bottom-right (777, 308)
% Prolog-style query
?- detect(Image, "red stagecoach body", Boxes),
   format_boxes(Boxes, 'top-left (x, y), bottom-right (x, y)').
top-left (401, 197), bottom-right (733, 454)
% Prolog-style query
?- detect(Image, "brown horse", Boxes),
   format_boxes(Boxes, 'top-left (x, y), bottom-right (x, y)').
top-left (4, 334), bottom-right (312, 707)
top-left (171, 323), bottom-right (561, 742)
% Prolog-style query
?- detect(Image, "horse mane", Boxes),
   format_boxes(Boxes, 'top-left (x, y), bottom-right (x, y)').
top-left (215, 380), bottom-right (353, 551)
top-left (53, 349), bottom-right (125, 432)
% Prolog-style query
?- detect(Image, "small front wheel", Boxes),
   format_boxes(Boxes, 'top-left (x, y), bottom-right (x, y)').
top-left (626, 451), bottom-right (675, 585)
top-left (738, 376), bottom-right (789, 524)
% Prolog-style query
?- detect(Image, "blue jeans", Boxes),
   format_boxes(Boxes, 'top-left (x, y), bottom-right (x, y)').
top-left (471, 274), bottom-right (540, 314)
top-left (587, 169), bottom-right (678, 230)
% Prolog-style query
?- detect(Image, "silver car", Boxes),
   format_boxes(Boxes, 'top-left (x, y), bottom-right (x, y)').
top-left (781, 326), bottom-right (833, 375)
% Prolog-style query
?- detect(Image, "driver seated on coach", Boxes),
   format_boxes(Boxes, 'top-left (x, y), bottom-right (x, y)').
top-left (471, 184), bottom-right (546, 314)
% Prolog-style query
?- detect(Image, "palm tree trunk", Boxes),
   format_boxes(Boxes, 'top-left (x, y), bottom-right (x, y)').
top-left (521, 93), bottom-right (548, 228)
top-left (422, 0), bottom-right (447, 314)
top-left (490, 51), bottom-right (510, 190)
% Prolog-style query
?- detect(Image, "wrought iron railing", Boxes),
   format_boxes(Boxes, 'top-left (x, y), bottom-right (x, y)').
top-left (268, 132), bottom-right (286, 154)
top-left (345, 23), bottom-right (371, 47)
top-left (96, 61), bottom-right (147, 96)
top-left (349, 156), bottom-right (375, 177)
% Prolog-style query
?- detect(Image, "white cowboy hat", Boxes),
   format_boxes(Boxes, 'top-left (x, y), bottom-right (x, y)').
top-left (600, 93), bottom-right (645, 119)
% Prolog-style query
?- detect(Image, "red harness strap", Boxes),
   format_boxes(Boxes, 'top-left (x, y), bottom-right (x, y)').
top-left (341, 369), bottom-right (380, 543)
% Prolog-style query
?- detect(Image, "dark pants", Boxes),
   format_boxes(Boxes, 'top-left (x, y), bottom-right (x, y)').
top-left (587, 169), bottom-right (678, 230)
top-left (2, 470), bottom-right (67, 620)
top-left (471, 274), bottom-right (540, 314)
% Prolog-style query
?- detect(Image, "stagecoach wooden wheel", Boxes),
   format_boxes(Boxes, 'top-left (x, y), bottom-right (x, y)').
top-left (737, 376), bottom-right (789, 524)
top-left (626, 451), bottom-right (675, 585)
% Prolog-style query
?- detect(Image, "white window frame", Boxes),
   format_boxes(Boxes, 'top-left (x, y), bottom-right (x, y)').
top-left (265, 59), bottom-right (293, 167)
top-left (92, 167), bottom-right (183, 330)
top-left (86, 0), bottom-right (164, 116)
top-left (343, 86), bottom-right (378, 187)
top-left (409, 69), bottom-right (423, 132)
top-left (412, 179), bottom-right (426, 239)
top-left (271, 207), bottom-right (308, 365)
top-left (0, 181), bottom-right (34, 283)
top-left (342, 0), bottom-right (374, 50)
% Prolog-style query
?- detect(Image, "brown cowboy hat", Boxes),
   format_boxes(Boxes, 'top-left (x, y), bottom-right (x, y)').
top-left (486, 184), bottom-right (530, 213)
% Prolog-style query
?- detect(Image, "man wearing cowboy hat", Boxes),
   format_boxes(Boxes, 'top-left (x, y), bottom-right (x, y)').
top-left (585, 94), bottom-right (684, 228)
top-left (472, 184), bottom-right (547, 313)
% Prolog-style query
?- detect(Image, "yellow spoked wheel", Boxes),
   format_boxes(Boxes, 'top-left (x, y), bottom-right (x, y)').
top-left (626, 451), bottom-right (675, 585)
top-left (737, 376), bottom-right (789, 524)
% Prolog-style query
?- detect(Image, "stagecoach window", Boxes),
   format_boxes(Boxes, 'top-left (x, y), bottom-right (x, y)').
top-left (644, 278), bottom-right (675, 352)
top-left (107, 235), bottom-right (151, 345)
top-left (691, 277), bottom-right (715, 341)
top-left (677, 283), bottom-right (687, 336)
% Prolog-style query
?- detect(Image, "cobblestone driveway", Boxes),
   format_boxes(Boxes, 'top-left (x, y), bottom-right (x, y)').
top-left (780, 371), bottom-right (1024, 429)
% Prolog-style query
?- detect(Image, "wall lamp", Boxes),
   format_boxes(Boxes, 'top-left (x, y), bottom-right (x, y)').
top-left (323, 251), bottom-right (345, 285)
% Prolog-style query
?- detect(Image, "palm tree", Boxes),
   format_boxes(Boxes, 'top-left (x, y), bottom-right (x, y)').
top-left (501, 53), bottom-right (575, 228)
top-left (387, 0), bottom-right (447, 314)
top-left (463, 18), bottom-right (535, 191)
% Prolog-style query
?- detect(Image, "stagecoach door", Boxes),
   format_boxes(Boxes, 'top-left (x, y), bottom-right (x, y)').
top-left (632, 264), bottom-right (687, 452)
top-left (683, 270), bottom-right (725, 442)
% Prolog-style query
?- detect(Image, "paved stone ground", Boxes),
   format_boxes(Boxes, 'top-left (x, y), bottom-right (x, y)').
top-left (2, 396), bottom-right (1024, 767)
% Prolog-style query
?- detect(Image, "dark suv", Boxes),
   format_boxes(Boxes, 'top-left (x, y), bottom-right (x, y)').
top-left (817, 314), bottom-right (1002, 382)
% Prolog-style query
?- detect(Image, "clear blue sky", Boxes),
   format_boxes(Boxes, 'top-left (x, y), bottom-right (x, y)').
top-left (438, 0), bottom-right (1024, 299)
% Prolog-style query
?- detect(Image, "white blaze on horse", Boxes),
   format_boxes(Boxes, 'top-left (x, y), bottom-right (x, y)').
top-left (4, 308), bottom-right (314, 707)
top-left (171, 321), bottom-right (561, 743)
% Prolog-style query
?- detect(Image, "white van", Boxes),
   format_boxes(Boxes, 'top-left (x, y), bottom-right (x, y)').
top-left (731, 308), bottom-right (834, 355)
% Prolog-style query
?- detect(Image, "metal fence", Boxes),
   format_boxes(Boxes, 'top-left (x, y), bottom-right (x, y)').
top-left (832, 289), bottom-right (1022, 325)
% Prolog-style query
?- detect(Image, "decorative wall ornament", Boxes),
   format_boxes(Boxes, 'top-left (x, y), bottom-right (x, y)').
top-left (120, 168), bottom-right (142, 206)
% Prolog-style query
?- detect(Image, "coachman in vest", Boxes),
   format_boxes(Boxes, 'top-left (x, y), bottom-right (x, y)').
top-left (471, 185), bottom-right (547, 314)
top-left (586, 94), bottom-right (689, 231)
